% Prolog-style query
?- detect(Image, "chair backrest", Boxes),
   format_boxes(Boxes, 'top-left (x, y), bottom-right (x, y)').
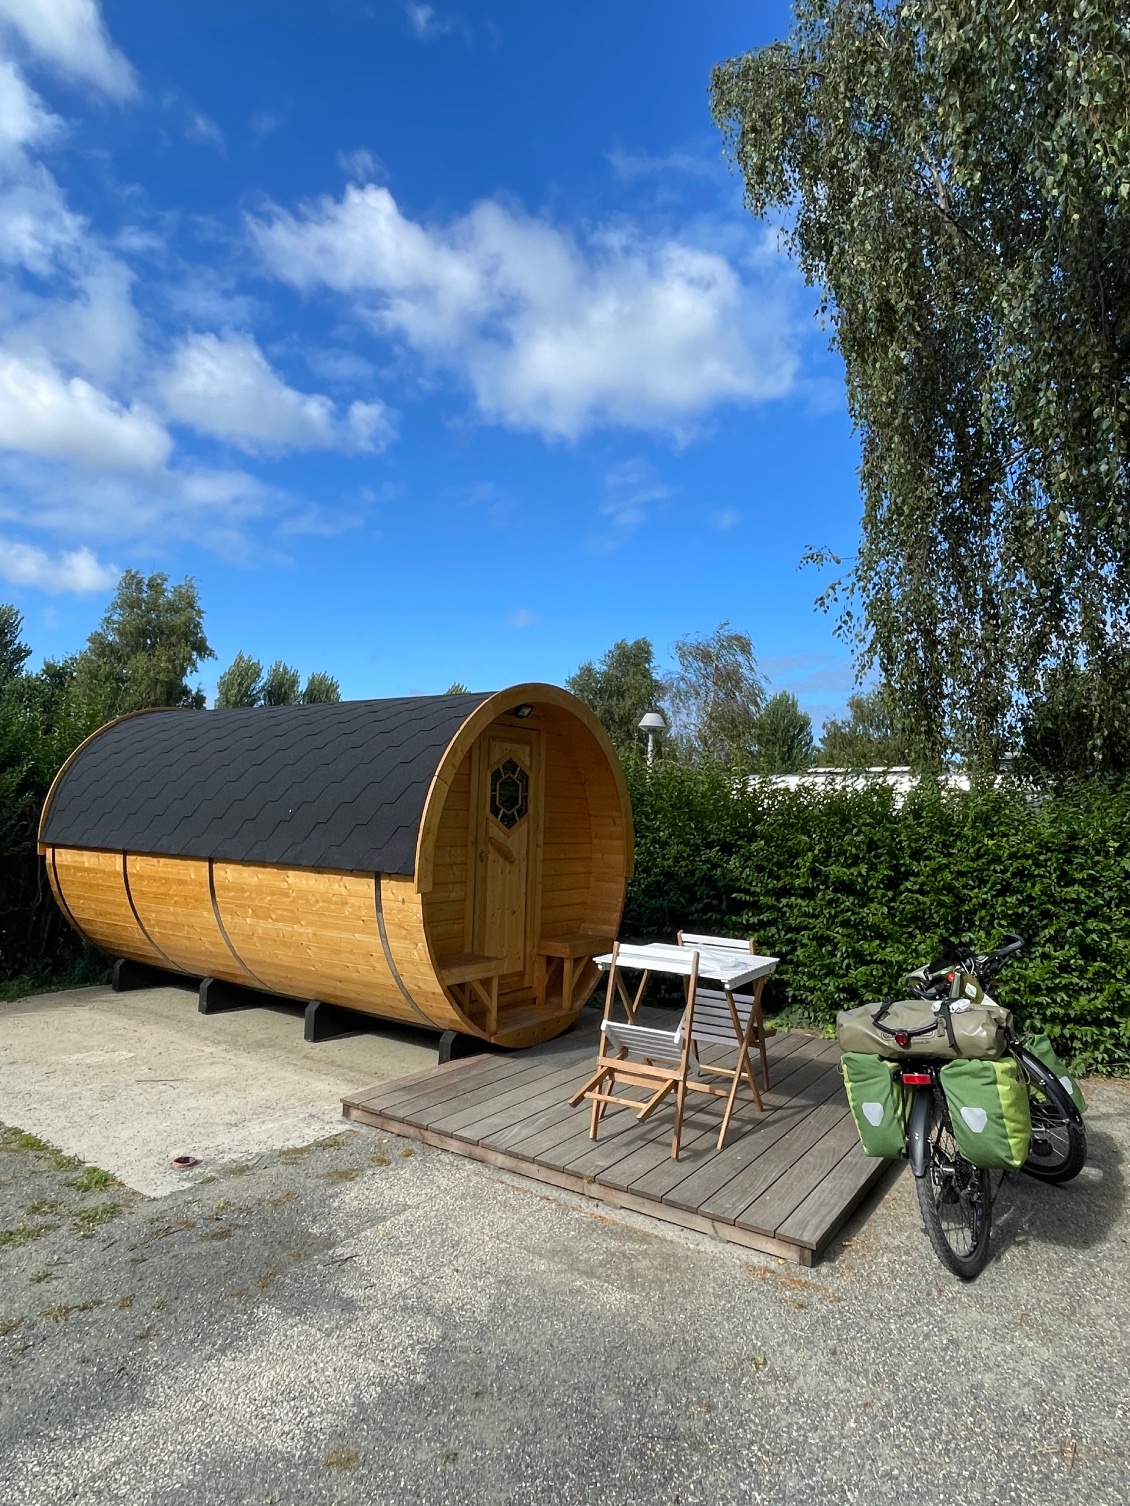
top-left (601, 1016), bottom-right (686, 1065)
top-left (688, 986), bottom-right (756, 1046)
top-left (678, 931), bottom-right (757, 955)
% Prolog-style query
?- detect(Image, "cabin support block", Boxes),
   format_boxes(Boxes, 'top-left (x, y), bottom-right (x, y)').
top-left (112, 957), bottom-right (185, 993)
top-left (438, 1030), bottom-right (487, 1065)
top-left (304, 998), bottom-right (370, 1043)
top-left (198, 977), bottom-right (263, 1015)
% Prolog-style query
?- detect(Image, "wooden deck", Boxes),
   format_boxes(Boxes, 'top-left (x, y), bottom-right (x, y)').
top-left (341, 1013), bottom-right (886, 1266)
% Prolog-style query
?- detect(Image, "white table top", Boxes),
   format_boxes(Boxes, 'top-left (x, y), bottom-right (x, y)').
top-left (593, 942), bottom-right (778, 990)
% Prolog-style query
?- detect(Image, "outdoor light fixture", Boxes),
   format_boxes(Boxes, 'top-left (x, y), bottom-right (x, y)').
top-left (638, 710), bottom-right (666, 766)
top-left (510, 704), bottom-right (534, 718)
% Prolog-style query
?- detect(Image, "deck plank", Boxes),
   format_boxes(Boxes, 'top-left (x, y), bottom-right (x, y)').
top-left (775, 1142), bottom-right (892, 1250)
top-left (697, 1100), bottom-right (850, 1225)
top-left (340, 1026), bottom-right (881, 1266)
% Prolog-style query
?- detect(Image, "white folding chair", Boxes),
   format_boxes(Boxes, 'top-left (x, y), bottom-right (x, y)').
top-left (678, 932), bottom-right (776, 1094)
top-left (569, 942), bottom-right (698, 1158)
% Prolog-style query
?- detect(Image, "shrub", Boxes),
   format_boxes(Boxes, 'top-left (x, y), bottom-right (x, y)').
top-left (623, 760), bottom-right (1130, 1074)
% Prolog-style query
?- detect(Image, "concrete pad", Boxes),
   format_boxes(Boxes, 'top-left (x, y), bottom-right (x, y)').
top-left (0, 983), bottom-right (438, 1196)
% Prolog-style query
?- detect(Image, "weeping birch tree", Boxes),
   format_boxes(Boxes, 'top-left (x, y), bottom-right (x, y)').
top-left (712, 0), bottom-right (1130, 768)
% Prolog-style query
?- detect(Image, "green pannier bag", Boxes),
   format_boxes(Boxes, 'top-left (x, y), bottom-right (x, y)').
top-left (1023, 1032), bottom-right (1086, 1114)
top-left (836, 997), bottom-right (1012, 1060)
top-left (841, 1052), bottom-right (908, 1158)
top-left (939, 1058), bottom-right (1032, 1169)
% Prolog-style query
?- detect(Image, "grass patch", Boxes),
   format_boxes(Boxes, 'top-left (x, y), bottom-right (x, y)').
top-left (26, 1199), bottom-right (61, 1217)
top-left (0, 1127), bottom-right (82, 1171)
top-left (0, 954), bottom-right (110, 1004)
top-left (322, 1448), bottom-right (362, 1471)
top-left (71, 1203), bottom-right (121, 1237)
top-left (67, 1166), bottom-right (117, 1193)
top-left (0, 1223), bottom-right (57, 1248)
top-left (40, 1300), bottom-right (103, 1323)
top-left (325, 1168), bottom-right (360, 1183)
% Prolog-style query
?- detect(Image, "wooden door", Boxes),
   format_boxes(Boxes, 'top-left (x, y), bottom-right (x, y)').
top-left (472, 729), bottom-right (542, 985)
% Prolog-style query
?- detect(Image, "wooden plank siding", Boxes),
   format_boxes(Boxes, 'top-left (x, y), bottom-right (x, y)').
top-left (43, 687), bottom-right (633, 1053)
top-left (342, 1018), bottom-right (888, 1266)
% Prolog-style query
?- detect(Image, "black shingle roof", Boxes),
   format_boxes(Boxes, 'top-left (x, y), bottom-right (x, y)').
top-left (40, 694), bottom-right (492, 876)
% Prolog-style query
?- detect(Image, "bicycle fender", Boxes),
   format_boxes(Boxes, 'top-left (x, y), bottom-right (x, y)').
top-left (907, 1087), bottom-right (933, 1178)
top-left (1013, 1045), bottom-right (1084, 1126)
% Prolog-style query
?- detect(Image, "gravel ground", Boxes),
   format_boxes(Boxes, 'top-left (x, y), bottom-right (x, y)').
top-left (1, 1080), bottom-right (1128, 1506)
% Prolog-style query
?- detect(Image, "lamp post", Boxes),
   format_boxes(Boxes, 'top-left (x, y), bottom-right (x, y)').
top-left (638, 710), bottom-right (666, 768)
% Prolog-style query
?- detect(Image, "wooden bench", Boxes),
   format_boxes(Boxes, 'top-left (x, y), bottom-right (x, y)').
top-left (437, 952), bottom-right (505, 1033)
top-left (534, 934), bottom-right (615, 1013)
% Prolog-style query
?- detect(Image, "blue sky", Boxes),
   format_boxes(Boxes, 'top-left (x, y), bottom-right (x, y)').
top-left (0, 0), bottom-right (862, 723)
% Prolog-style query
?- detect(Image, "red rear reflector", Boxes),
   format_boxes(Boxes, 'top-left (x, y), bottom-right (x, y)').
top-left (902, 1072), bottom-right (931, 1085)
top-left (895, 1031), bottom-right (910, 1047)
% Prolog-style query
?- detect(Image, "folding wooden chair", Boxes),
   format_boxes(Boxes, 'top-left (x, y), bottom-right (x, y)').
top-left (568, 942), bottom-right (700, 1159)
top-left (678, 931), bottom-right (776, 1093)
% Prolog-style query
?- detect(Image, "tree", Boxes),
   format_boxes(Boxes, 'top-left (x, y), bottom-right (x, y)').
top-left (711, 1), bottom-right (1130, 769)
top-left (301, 671), bottom-right (341, 704)
top-left (74, 570), bottom-right (213, 718)
top-left (753, 691), bottom-right (814, 772)
top-left (816, 688), bottom-right (911, 768)
top-left (1019, 654), bottom-right (1130, 779)
top-left (566, 638), bottom-right (667, 756)
top-left (215, 653), bottom-right (341, 708)
top-left (260, 660), bottom-right (301, 706)
top-left (667, 622), bottom-right (765, 761)
top-left (444, 682), bottom-right (469, 695)
top-left (215, 652), bottom-right (263, 709)
top-left (0, 605), bottom-right (31, 690)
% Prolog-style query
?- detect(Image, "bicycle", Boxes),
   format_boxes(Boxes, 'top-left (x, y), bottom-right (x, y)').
top-left (892, 935), bottom-right (1086, 1279)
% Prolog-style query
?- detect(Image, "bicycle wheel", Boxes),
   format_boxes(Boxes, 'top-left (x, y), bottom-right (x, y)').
top-left (1015, 1049), bottom-right (1088, 1183)
top-left (915, 1090), bottom-right (993, 1279)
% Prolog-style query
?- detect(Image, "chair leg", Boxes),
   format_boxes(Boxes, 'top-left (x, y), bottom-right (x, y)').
top-left (568, 1063), bottom-right (610, 1107)
top-left (635, 1078), bottom-right (676, 1124)
top-left (755, 1000), bottom-right (770, 1088)
top-left (670, 1076), bottom-right (688, 1159)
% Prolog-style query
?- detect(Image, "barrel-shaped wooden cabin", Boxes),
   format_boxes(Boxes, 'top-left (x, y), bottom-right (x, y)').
top-left (38, 684), bottom-right (632, 1049)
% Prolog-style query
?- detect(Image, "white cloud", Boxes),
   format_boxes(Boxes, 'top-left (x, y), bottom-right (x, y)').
top-left (0, 449), bottom-right (281, 559)
top-left (0, 168), bottom-right (83, 273)
top-left (0, 57), bottom-right (61, 160)
top-left (250, 110), bottom-right (284, 144)
top-left (0, 0), bottom-right (136, 100)
top-left (506, 607), bottom-right (539, 628)
top-left (0, 350), bottom-right (171, 470)
top-left (251, 184), bottom-right (799, 440)
top-left (602, 458), bottom-right (670, 525)
top-left (336, 147), bottom-right (385, 183)
top-left (608, 148), bottom-right (719, 181)
top-left (157, 331), bottom-right (393, 454)
top-left (405, 5), bottom-right (453, 41)
top-left (0, 535), bottom-right (117, 592)
top-left (185, 110), bottom-right (224, 152)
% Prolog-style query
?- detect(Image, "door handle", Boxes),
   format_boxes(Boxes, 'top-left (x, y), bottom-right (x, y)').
top-left (487, 836), bottom-right (516, 865)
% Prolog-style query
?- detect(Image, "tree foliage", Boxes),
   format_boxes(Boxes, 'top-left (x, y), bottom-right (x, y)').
top-left (1019, 654), bottom-right (1130, 779)
top-left (566, 637), bottom-right (667, 755)
top-left (817, 687), bottom-right (911, 767)
top-left (753, 690), bottom-right (814, 772)
top-left (0, 604), bottom-right (31, 689)
top-left (74, 570), bottom-right (213, 720)
top-left (712, 0), bottom-right (1130, 768)
top-left (668, 622), bottom-right (765, 762)
top-left (215, 651), bottom-right (263, 708)
top-left (214, 653), bottom-right (341, 708)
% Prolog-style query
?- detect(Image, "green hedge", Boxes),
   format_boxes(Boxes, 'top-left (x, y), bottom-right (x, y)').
top-left (622, 762), bottom-right (1130, 1074)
